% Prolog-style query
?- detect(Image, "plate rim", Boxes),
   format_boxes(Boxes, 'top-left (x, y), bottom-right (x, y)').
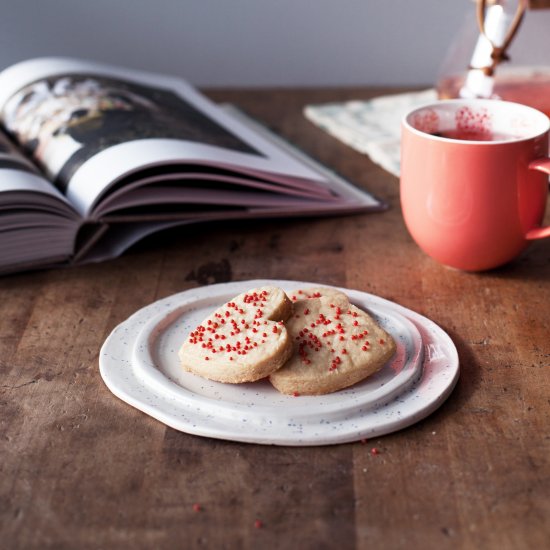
top-left (99, 279), bottom-right (460, 445)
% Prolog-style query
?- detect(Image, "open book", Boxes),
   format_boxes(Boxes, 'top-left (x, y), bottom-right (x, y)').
top-left (0, 58), bottom-right (383, 275)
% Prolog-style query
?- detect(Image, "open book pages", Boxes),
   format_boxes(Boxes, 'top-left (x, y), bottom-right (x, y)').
top-left (0, 57), bottom-right (383, 274)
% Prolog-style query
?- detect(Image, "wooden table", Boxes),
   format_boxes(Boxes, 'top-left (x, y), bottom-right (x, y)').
top-left (2, 88), bottom-right (549, 549)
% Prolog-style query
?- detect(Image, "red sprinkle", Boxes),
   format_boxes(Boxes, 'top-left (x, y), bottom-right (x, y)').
top-left (254, 519), bottom-right (264, 529)
top-left (192, 503), bottom-right (202, 512)
top-left (292, 391), bottom-right (300, 397)
top-left (370, 447), bottom-right (380, 455)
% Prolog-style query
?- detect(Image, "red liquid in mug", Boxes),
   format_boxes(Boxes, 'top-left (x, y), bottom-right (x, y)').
top-left (432, 129), bottom-right (519, 141)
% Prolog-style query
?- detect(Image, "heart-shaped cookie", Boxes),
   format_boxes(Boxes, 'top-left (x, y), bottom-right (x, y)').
top-left (179, 286), bottom-right (293, 383)
top-left (269, 287), bottom-right (396, 395)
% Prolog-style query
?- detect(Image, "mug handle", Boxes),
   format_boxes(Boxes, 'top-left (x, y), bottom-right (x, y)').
top-left (526, 158), bottom-right (550, 240)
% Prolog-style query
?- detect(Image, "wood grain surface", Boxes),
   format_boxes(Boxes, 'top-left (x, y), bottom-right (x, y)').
top-left (1, 88), bottom-right (549, 549)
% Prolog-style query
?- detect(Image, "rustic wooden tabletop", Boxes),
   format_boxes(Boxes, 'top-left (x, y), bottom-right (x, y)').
top-left (1, 88), bottom-right (549, 549)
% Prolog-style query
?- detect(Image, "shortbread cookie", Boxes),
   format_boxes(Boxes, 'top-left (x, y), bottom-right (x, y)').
top-left (269, 288), bottom-right (396, 395)
top-left (287, 287), bottom-right (345, 302)
top-left (179, 286), bottom-right (293, 383)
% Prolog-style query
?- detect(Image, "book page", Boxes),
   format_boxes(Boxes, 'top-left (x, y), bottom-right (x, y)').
top-left (0, 129), bottom-right (74, 207)
top-left (0, 129), bottom-right (38, 174)
top-left (0, 58), bottom-right (354, 217)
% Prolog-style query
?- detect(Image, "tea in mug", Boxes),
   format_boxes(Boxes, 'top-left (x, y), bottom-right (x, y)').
top-left (431, 129), bottom-right (519, 141)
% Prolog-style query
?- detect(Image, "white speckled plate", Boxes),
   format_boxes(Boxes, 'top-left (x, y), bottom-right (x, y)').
top-left (99, 280), bottom-right (459, 445)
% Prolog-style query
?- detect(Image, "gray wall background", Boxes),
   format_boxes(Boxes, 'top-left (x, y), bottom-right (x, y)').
top-left (0, 1), bottom-right (473, 88)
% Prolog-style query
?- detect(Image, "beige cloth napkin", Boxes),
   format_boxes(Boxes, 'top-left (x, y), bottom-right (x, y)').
top-left (304, 89), bottom-right (438, 177)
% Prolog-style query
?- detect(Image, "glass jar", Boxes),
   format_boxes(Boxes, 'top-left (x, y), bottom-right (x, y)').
top-left (437, 0), bottom-right (550, 116)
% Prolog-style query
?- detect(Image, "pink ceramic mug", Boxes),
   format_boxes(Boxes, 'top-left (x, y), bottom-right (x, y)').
top-left (400, 99), bottom-right (550, 271)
